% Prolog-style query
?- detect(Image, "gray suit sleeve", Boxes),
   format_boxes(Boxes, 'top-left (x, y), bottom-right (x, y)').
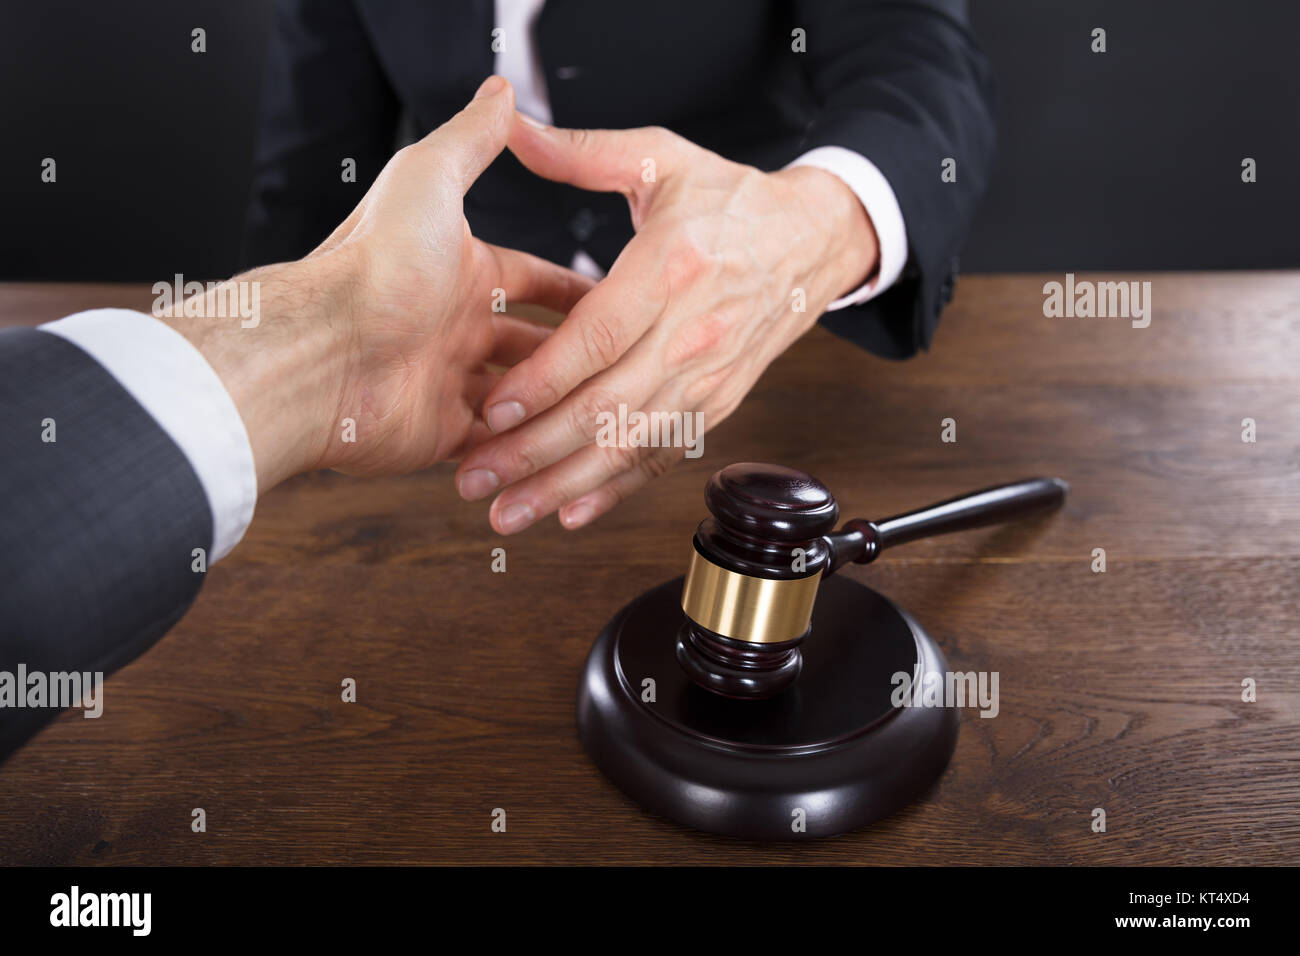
top-left (0, 328), bottom-right (213, 760)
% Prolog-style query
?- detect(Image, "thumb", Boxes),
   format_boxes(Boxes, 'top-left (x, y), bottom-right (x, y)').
top-left (507, 117), bottom-right (676, 197)
top-left (427, 75), bottom-right (516, 189)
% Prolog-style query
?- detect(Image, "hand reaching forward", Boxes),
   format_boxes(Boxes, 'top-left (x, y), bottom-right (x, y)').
top-left (455, 119), bottom-right (880, 534)
top-left (162, 77), bottom-right (593, 491)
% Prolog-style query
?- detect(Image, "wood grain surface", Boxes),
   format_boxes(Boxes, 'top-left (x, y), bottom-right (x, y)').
top-left (1, 273), bottom-right (1297, 865)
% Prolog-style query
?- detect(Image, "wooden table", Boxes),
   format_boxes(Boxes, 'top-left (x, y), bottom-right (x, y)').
top-left (1, 274), bottom-right (1297, 865)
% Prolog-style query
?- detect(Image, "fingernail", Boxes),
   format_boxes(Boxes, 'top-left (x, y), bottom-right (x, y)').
top-left (517, 112), bottom-right (549, 130)
top-left (485, 400), bottom-right (526, 433)
top-left (497, 502), bottom-right (536, 535)
top-left (474, 75), bottom-right (506, 100)
top-left (458, 468), bottom-right (499, 501)
top-left (561, 499), bottom-right (596, 529)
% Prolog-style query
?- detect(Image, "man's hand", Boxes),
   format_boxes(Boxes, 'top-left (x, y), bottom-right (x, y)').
top-left (454, 119), bottom-right (879, 534)
top-left (160, 77), bottom-right (593, 492)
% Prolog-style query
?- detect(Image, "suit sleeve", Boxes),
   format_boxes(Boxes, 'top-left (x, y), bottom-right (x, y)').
top-left (791, 0), bottom-right (997, 359)
top-left (242, 0), bottom-right (401, 267)
top-left (0, 329), bottom-right (216, 760)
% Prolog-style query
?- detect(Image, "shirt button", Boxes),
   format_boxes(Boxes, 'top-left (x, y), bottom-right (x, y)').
top-left (570, 208), bottom-right (597, 241)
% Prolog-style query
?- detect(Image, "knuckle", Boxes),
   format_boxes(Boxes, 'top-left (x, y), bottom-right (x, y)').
top-left (643, 125), bottom-right (677, 150)
top-left (663, 238), bottom-right (710, 286)
top-left (513, 361), bottom-right (565, 413)
top-left (682, 366), bottom-right (733, 410)
top-left (637, 447), bottom-right (678, 480)
top-left (606, 442), bottom-right (642, 472)
top-left (600, 481), bottom-right (630, 507)
top-left (572, 385), bottom-right (618, 436)
top-left (568, 127), bottom-right (593, 152)
top-left (502, 434), bottom-right (550, 478)
top-left (666, 310), bottom-right (733, 366)
top-left (533, 377), bottom-right (566, 414)
top-left (578, 314), bottom-right (622, 367)
top-left (579, 479), bottom-right (623, 515)
top-left (392, 142), bottom-right (436, 176)
top-left (626, 126), bottom-right (680, 204)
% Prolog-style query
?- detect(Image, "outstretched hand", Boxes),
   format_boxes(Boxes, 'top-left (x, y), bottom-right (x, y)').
top-left (163, 76), bottom-right (594, 492)
top-left (455, 118), bottom-right (878, 534)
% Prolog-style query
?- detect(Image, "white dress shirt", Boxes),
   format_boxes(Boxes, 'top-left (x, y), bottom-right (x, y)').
top-left (39, 0), bottom-right (910, 564)
top-left (40, 309), bottom-right (257, 563)
top-left (494, 0), bottom-right (908, 307)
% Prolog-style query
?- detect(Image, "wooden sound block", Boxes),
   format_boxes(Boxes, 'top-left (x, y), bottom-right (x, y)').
top-left (577, 573), bottom-right (958, 840)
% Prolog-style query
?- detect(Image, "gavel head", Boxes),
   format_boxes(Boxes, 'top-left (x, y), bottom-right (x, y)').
top-left (677, 463), bottom-right (839, 699)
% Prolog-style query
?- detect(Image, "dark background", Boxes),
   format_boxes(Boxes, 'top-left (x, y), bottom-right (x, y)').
top-left (0, 0), bottom-right (1295, 281)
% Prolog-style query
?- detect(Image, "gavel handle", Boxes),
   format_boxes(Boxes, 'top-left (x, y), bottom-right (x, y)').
top-left (824, 477), bottom-right (1068, 573)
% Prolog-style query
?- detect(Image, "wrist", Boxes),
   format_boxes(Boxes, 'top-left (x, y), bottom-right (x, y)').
top-left (157, 252), bottom-right (357, 492)
top-left (773, 165), bottom-right (880, 308)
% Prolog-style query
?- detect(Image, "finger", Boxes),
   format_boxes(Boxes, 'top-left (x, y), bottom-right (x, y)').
top-left (486, 442), bottom-right (684, 535)
top-left (443, 372), bottom-right (501, 462)
top-left (507, 115), bottom-right (681, 200)
top-left (464, 370), bottom-right (501, 412)
top-left (421, 75), bottom-right (516, 189)
top-left (457, 333), bottom-right (665, 497)
top-left (559, 445), bottom-right (684, 530)
top-left (482, 242), bottom-right (596, 314)
top-left (487, 313), bottom-right (553, 368)
top-left (479, 262), bottom-right (662, 434)
top-left (446, 417), bottom-right (495, 461)
top-left (311, 77), bottom-right (515, 258)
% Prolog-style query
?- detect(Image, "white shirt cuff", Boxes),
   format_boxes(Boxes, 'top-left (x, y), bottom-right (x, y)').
top-left (39, 309), bottom-right (257, 563)
top-left (786, 145), bottom-right (909, 310)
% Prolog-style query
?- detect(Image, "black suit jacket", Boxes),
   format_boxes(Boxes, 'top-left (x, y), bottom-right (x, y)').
top-left (0, 329), bottom-right (212, 760)
top-left (243, 0), bottom-right (996, 359)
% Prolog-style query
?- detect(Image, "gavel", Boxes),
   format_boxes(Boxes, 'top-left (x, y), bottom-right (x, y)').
top-left (676, 463), bottom-right (1069, 699)
top-left (577, 461), bottom-right (1069, 839)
